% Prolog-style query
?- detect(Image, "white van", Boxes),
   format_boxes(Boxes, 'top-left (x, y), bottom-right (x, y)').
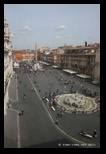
top-left (51, 106), bottom-right (55, 111)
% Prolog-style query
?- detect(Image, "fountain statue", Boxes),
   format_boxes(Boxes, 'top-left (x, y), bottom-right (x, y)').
top-left (55, 93), bottom-right (98, 114)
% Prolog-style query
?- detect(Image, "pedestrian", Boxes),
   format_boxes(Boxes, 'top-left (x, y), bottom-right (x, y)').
top-left (42, 97), bottom-right (45, 101)
top-left (93, 130), bottom-right (97, 138)
top-left (56, 113), bottom-right (59, 117)
top-left (23, 94), bottom-right (26, 100)
top-left (52, 92), bottom-right (55, 97)
top-left (33, 88), bottom-right (36, 91)
top-left (55, 120), bottom-right (58, 125)
top-left (20, 81), bottom-right (21, 83)
top-left (18, 111), bottom-right (22, 116)
top-left (56, 89), bottom-right (59, 93)
top-left (60, 112), bottom-right (63, 117)
top-left (49, 92), bottom-right (51, 97)
top-left (7, 103), bottom-right (9, 108)
top-left (21, 110), bottom-right (24, 115)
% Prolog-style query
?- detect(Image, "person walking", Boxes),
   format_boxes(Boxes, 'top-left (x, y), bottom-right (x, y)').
top-left (56, 89), bottom-right (59, 93)
top-left (55, 119), bottom-right (58, 125)
top-left (23, 94), bottom-right (26, 100)
top-left (56, 113), bottom-right (59, 118)
top-left (93, 130), bottom-right (97, 138)
top-left (21, 109), bottom-right (24, 115)
top-left (7, 102), bottom-right (9, 108)
top-left (60, 112), bottom-right (63, 117)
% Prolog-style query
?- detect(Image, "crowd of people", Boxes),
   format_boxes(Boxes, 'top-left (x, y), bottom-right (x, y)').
top-left (81, 86), bottom-right (100, 103)
top-left (14, 61), bottom-right (100, 104)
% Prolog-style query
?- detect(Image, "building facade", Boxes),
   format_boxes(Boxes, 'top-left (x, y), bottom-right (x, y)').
top-left (23, 52), bottom-right (34, 62)
top-left (4, 19), bottom-right (13, 114)
top-left (46, 52), bottom-right (54, 64)
top-left (13, 49), bottom-right (34, 62)
top-left (42, 44), bottom-right (100, 80)
top-left (60, 49), bottom-right (96, 78)
top-left (94, 47), bottom-right (100, 82)
top-left (13, 51), bottom-right (23, 62)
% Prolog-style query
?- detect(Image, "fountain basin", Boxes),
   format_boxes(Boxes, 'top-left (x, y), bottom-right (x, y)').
top-left (55, 93), bottom-right (98, 114)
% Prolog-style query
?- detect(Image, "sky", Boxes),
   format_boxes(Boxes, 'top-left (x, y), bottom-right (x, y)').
top-left (4, 4), bottom-right (100, 50)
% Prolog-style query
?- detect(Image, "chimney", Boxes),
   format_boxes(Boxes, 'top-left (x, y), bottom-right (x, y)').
top-left (85, 41), bottom-right (87, 47)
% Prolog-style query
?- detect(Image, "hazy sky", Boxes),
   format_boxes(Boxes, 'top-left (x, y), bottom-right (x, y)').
top-left (4, 4), bottom-right (100, 50)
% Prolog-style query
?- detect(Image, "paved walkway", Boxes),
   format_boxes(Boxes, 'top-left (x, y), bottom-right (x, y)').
top-left (28, 69), bottom-right (100, 148)
top-left (26, 70), bottom-right (100, 148)
top-left (4, 110), bottom-right (18, 148)
top-left (8, 74), bottom-right (18, 101)
top-left (4, 74), bottom-right (17, 115)
top-left (4, 69), bottom-right (100, 148)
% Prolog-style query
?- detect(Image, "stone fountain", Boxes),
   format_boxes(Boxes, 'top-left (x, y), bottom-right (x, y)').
top-left (55, 93), bottom-right (98, 114)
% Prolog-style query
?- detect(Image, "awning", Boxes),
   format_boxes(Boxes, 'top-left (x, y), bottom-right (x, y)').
top-left (63, 69), bottom-right (77, 74)
top-left (76, 74), bottom-right (91, 79)
top-left (40, 61), bottom-right (51, 66)
top-left (52, 65), bottom-right (60, 68)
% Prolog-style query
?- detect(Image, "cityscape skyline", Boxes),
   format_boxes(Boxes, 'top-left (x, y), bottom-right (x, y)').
top-left (4, 4), bottom-right (100, 50)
